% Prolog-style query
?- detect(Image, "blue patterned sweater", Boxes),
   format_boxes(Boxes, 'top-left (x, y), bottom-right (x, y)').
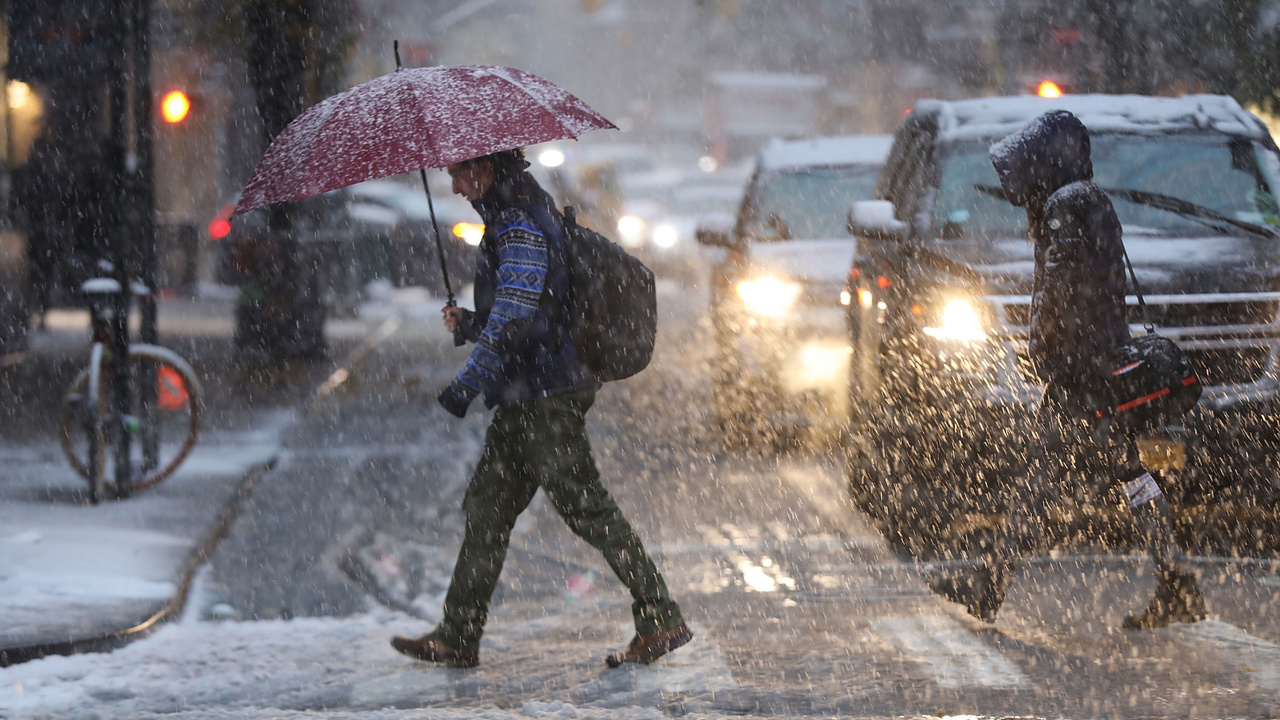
top-left (447, 192), bottom-right (596, 408)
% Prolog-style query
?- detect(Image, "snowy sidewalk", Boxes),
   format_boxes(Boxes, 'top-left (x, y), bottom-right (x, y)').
top-left (0, 415), bottom-right (287, 660)
top-left (0, 287), bottom-right (399, 665)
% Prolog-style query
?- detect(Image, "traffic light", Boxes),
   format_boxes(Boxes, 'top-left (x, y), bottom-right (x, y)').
top-left (1036, 80), bottom-right (1064, 98)
top-left (161, 89), bottom-right (191, 124)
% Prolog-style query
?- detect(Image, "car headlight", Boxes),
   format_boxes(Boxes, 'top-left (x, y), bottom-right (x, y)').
top-left (617, 215), bottom-right (646, 246)
top-left (922, 297), bottom-right (988, 342)
top-left (652, 222), bottom-right (678, 248)
top-left (736, 275), bottom-right (802, 317)
top-left (452, 222), bottom-right (485, 246)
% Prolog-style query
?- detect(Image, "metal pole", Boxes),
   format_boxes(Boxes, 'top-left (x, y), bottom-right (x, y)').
top-left (132, 0), bottom-right (159, 471)
top-left (109, 0), bottom-right (133, 497)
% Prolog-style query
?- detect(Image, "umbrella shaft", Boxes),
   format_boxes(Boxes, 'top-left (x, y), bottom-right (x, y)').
top-left (420, 168), bottom-right (456, 306)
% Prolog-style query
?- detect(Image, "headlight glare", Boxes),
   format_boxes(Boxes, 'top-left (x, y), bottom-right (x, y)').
top-left (652, 223), bottom-right (679, 248)
top-left (922, 298), bottom-right (987, 342)
top-left (617, 215), bottom-right (646, 245)
top-left (736, 275), bottom-right (802, 317)
top-left (452, 222), bottom-right (485, 246)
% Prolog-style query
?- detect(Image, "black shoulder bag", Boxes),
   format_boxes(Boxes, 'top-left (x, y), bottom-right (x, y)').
top-left (1087, 243), bottom-right (1202, 430)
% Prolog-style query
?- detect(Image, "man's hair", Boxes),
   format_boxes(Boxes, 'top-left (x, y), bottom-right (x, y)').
top-left (458, 149), bottom-right (529, 180)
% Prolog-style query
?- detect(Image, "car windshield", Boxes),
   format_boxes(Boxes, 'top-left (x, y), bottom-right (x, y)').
top-left (746, 165), bottom-right (880, 241)
top-left (932, 135), bottom-right (1280, 239)
top-left (670, 188), bottom-right (742, 216)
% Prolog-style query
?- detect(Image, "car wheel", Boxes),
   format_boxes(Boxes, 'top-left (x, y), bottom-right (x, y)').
top-left (846, 347), bottom-right (1010, 558)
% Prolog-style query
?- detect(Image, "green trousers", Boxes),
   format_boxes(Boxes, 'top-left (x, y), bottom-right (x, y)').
top-left (434, 388), bottom-right (683, 654)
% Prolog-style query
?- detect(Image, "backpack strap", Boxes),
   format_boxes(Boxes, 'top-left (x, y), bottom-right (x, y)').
top-left (515, 201), bottom-right (571, 328)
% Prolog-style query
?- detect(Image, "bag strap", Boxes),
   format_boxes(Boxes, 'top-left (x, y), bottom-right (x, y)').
top-left (1119, 240), bottom-right (1156, 334)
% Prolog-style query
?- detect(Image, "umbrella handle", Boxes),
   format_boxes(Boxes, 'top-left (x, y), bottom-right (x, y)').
top-left (446, 299), bottom-right (466, 347)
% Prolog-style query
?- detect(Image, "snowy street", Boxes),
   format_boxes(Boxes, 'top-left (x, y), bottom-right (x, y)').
top-left (1, 282), bottom-right (1278, 719)
top-left (8, 1), bottom-right (1280, 717)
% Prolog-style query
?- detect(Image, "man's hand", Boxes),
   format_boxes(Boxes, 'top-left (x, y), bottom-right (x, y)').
top-left (438, 383), bottom-right (471, 418)
top-left (442, 305), bottom-right (465, 333)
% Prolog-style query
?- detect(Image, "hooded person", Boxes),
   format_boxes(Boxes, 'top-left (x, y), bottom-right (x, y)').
top-left (391, 148), bottom-right (692, 668)
top-left (928, 110), bottom-right (1206, 629)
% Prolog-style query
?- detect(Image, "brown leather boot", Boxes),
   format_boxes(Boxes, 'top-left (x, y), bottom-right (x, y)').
top-left (1122, 571), bottom-right (1206, 630)
top-left (390, 632), bottom-right (479, 668)
top-left (927, 564), bottom-right (1006, 623)
top-left (605, 623), bottom-right (693, 668)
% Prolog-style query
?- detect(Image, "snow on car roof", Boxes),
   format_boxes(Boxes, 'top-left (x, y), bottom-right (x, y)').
top-left (919, 94), bottom-right (1268, 142)
top-left (758, 135), bottom-right (894, 171)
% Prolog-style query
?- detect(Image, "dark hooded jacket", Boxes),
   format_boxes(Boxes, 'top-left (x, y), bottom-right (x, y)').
top-left (990, 110), bottom-right (1129, 387)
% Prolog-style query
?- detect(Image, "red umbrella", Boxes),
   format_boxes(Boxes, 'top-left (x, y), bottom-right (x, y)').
top-left (234, 63), bottom-right (615, 216)
top-left (232, 54), bottom-right (615, 320)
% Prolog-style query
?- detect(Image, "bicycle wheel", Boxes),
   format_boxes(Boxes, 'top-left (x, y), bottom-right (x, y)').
top-left (59, 344), bottom-right (203, 494)
top-left (59, 342), bottom-right (110, 502)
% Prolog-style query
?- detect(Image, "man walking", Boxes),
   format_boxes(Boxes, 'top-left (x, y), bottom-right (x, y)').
top-left (929, 110), bottom-right (1207, 629)
top-left (391, 149), bottom-right (691, 668)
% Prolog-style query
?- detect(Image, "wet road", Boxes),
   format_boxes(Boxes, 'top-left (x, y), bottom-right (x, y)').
top-left (173, 278), bottom-right (1280, 718)
top-left (7, 281), bottom-right (1275, 718)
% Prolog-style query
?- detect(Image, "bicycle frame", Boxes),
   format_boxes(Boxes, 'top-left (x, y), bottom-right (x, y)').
top-left (84, 277), bottom-right (135, 499)
top-left (63, 271), bottom-right (202, 503)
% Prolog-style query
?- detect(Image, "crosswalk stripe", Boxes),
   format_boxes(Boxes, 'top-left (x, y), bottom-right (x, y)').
top-left (654, 530), bottom-right (878, 556)
top-left (871, 616), bottom-right (1031, 689)
top-left (1172, 619), bottom-right (1280, 690)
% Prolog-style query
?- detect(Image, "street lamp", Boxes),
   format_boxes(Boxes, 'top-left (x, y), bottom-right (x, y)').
top-left (161, 90), bottom-right (191, 124)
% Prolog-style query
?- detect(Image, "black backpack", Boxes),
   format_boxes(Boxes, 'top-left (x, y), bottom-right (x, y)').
top-left (563, 206), bottom-right (657, 382)
top-left (532, 206), bottom-right (656, 383)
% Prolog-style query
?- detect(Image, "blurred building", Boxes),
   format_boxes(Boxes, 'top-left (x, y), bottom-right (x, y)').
top-left (405, 0), bottom-right (1012, 164)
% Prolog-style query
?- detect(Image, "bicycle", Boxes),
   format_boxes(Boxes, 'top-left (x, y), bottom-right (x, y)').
top-left (58, 272), bottom-right (203, 503)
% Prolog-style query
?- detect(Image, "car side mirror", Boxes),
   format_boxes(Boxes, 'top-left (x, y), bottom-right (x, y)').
top-left (696, 216), bottom-right (737, 249)
top-left (848, 200), bottom-right (907, 242)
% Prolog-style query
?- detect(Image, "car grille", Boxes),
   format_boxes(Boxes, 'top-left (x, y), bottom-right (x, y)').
top-left (1186, 347), bottom-right (1273, 385)
top-left (995, 297), bottom-right (1278, 388)
top-left (1129, 301), bottom-right (1279, 327)
top-left (1000, 301), bottom-right (1279, 327)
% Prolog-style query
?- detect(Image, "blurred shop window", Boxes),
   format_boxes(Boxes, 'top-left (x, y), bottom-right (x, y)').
top-left (4, 80), bottom-right (45, 167)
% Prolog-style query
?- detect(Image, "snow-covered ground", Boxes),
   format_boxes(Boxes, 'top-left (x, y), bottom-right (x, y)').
top-left (0, 571), bottom-right (739, 720)
top-left (0, 415), bottom-right (289, 648)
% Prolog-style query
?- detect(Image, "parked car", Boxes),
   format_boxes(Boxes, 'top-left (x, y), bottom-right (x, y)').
top-left (697, 134), bottom-right (894, 446)
top-left (213, 178), bottom-right (482, 304)
top-left (214, 190), bottom-right (398, 324)
top-left (345, 178), bottom-right (481, 293)
top-left (845, 94), bottom-right (1280, 543)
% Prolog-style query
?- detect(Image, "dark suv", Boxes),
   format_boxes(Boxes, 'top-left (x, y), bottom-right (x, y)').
top-left (844, 95), bottom-right (1280, 549)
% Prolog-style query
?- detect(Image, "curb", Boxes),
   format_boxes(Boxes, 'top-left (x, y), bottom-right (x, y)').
top-left (0, 315), bottom-right (404, 668)
top-left (0, 458), bottom-right (276, 668)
